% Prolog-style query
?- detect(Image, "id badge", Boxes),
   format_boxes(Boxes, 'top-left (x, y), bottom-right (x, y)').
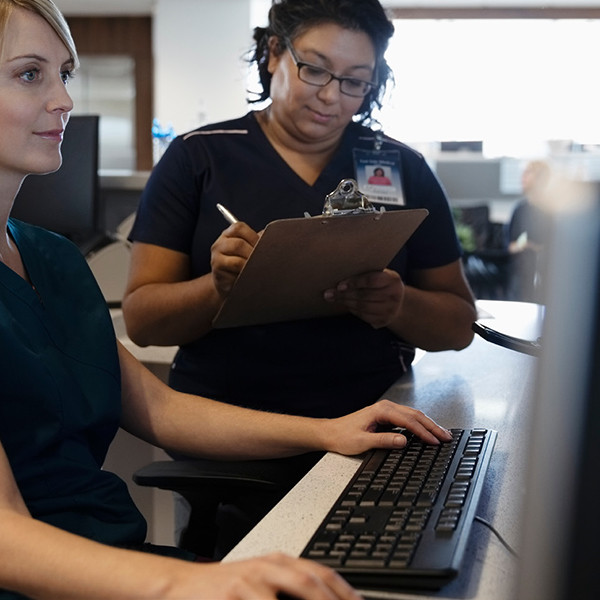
top-left (353, 149), bottom-right (404, 207)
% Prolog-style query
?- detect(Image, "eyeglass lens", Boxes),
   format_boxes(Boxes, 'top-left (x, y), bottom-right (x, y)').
top-left (298, 65), bottom-right (372, 97)
top-left (286, 41), bottom-right (374, 98)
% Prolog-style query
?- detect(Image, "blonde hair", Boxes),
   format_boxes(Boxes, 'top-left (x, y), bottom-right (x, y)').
top-left (0, 0), bottom-right (79, 67)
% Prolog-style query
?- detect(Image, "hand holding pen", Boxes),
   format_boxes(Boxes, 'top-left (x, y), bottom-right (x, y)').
top-left (211, 203), bottom-right (259, 297)
top-left (216, 203), bottom-right (239, 225)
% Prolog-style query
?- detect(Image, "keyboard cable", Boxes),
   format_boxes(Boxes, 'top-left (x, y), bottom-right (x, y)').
top-left (474, 516), bottom-right (519, 558)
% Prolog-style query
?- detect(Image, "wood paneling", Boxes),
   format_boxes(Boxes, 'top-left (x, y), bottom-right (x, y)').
top-left (66, 17), bottom-right (153, 171)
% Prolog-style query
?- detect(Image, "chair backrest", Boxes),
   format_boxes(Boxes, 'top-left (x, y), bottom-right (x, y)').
top-left (487, 221), bottom-right (509, 251)
top-left (454, 205), bottom-right (490, 251)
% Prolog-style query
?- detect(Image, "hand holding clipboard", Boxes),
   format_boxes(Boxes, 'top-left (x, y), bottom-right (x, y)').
top-left (212, 180), bottom-right (428, 329)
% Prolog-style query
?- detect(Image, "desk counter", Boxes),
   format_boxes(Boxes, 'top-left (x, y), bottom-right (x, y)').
top-left (224, 300), bottom-right (541, 599)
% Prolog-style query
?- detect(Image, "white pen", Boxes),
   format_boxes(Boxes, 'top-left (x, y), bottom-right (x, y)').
top-left (216, 203), bottom-right (239, 225)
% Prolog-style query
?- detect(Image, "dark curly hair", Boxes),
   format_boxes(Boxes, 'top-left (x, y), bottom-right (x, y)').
top-left (248, 0), bottom-right (395, 124)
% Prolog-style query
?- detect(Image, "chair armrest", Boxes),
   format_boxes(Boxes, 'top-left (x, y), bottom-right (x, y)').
top-left (133, 452), bottom-right (324, 494)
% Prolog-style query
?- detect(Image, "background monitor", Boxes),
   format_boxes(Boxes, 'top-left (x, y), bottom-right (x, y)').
top-left (11, 115), bottom-right (102, 254)
top-left (440, 140), bottom-right (483, 153)
top-left (515, 176), bottom-right (600, 600)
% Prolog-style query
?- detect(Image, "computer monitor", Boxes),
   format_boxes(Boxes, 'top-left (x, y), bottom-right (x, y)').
top-left (440, 140), bottom-right (483, 153)
top-left (515, 177), bottom-right (600, 600)
top-left (11, 115), bottom-right (102, 254)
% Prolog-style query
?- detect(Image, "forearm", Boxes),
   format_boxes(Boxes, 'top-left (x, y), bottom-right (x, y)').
top-left (118, 343), bottom-right (328, 460)
top-left (122, 274), bottom-right (221, 347)
top-left (389, 284), bottom-right (476, 351)
top-left (161, 401), bottom-right (325, 460)
top-left (0, 511), bottom-right (186, 600)
top-left (118, 340), bottom-right (454, 462)
top-left (127, 387), bottom-right (328, 460)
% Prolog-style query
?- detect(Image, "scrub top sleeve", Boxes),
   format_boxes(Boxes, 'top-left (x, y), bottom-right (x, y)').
top-left (129, 136), bottom-right (203, 255)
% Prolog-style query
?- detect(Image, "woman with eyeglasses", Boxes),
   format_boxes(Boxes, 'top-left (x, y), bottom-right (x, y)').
top-left (124, 0), bottom-right (476, 556)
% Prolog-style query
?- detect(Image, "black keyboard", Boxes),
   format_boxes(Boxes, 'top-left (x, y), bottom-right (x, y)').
top-left (300, 428), bottom-right (497, 591)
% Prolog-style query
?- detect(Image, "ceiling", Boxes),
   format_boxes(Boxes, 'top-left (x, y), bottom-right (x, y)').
top-left (54, 0), bottom-right (154, 15)
top-left (54, 0), bottom-right (600, 17)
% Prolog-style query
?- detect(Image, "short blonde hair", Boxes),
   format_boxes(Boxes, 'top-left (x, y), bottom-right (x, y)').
top-left (0, 0), bottom-right (79, 67)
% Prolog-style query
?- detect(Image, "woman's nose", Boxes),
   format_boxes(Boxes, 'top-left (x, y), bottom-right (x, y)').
top-left (316, 78), bottom-right (343, 103)
top-left (48, 78), bottom-right (74, 114)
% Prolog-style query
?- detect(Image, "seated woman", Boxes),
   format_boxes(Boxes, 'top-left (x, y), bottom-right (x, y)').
top-left (0, 2), bottom-right (452, 599)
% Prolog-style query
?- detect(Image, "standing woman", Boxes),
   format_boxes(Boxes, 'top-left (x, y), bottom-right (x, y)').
top-left (124, 0), bottom-right (476, 557)
top-left (124, 0), bottom-right (476, 419)
top-left (0, 2), bottom-right (453, 599)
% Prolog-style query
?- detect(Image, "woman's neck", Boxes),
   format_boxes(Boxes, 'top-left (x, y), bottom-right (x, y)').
top-left (0, 172), bottom-right (24, 224)
top-left (0, 232), bottom-right (28, 281)
top-left (256, 108), bottom-right (342, 186)
top-left (0, 176), bottom-right (29, 280)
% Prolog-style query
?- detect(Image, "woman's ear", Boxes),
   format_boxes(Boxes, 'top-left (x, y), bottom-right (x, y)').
top-left (266, 35), bottom-right (285, 75)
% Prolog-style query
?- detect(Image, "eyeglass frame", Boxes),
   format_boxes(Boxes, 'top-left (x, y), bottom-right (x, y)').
top-left (285, 40), bottom-right (377, 98)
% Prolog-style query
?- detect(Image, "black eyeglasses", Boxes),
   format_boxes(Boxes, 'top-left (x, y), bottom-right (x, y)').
top-left (286, 41), bottom-right (376, 98)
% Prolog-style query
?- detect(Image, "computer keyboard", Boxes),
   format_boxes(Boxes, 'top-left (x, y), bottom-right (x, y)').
top-left (300, 428), bottom-right (497, 591)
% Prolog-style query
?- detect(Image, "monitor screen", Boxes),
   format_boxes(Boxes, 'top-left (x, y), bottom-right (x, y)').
top-left (11, 115), bottom-right (101, 253)
top-left (515, 177), bottom-right (600, 600)
top-left (440, 140), bottom-right (483, 153)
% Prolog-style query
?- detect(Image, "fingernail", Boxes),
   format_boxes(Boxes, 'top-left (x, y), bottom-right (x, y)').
top-left (393, 434), bottom-right (407, 448)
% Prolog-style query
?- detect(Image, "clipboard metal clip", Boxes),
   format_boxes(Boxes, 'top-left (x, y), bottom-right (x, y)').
top-left (322, 178), bottom-right (381, 217)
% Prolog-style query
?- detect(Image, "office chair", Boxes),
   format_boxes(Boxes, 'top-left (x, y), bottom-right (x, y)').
top-left (133, 452), bottom-right (323, 558)
top-left (454, 205), bottom-right (511, 300)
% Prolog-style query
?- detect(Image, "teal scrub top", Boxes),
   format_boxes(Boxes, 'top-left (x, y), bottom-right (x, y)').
top-left (0, 219), bottom-right (146, 546)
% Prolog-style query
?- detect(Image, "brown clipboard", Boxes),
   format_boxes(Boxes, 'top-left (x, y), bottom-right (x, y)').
top-left (212, 208), bottom-right (428, 328)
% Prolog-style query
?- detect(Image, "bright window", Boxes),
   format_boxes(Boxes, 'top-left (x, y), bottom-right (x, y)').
top-left (378, 19), bottom-right (600, 158)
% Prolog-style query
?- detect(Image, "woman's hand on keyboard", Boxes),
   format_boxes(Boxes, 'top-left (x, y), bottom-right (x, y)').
top-left (324, 400), bottom-right (453, 456)
top-left (190, 552), bottom-right (362, 600)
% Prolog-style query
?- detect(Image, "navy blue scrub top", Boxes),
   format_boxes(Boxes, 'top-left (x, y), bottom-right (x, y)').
top-left (130, 113), bottom-right (462, 417)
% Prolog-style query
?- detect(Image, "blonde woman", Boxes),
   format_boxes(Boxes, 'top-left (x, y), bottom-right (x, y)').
top-left (0, 2), bottom-right (452, 598)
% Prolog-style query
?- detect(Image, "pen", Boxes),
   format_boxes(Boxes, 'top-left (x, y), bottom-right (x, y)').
top-left (216, 203), bottom-right (239, 225)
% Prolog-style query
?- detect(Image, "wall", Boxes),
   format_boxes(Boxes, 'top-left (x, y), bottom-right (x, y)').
top-left (66, 17), bottom-right (154, 170)
top-left (153, 0), bottom-right (254, 135)
top-left (55, 0), bottom-right (600, 15)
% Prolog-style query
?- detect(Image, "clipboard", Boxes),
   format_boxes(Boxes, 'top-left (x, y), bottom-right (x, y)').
top-left (212, 208), bottom-right (428, 328)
